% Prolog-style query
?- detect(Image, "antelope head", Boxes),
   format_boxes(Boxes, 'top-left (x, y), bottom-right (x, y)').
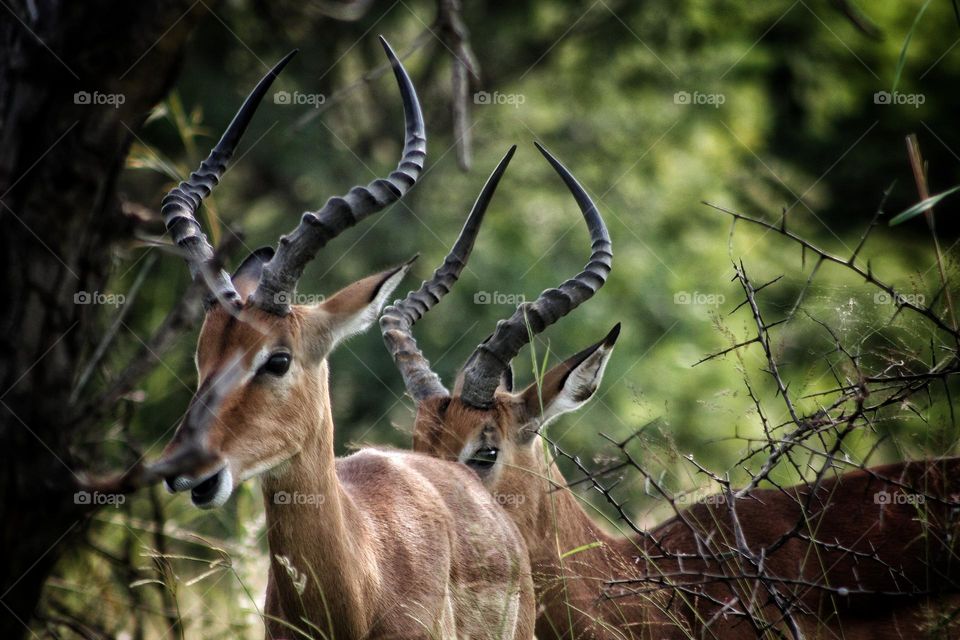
top-left (380, 142), bottom-right (617, 532)
top-left (151, 37), bottom-right (425, 508)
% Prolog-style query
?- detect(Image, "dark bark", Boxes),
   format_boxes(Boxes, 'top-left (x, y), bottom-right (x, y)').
top-left (0, 1), bottom-right (204, 635)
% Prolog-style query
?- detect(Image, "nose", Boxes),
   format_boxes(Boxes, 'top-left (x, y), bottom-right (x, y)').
top-left (164, 464), bottom-right (233, 509)
top-left (157, 448), bottom-right (221, 492)
top-left (164, 475), bottom-right (198, 493)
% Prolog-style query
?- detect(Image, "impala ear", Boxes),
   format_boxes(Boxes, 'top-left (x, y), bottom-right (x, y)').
top-left (315, 259), bottom-right (414, 349)
top-left (519, 323), bottom-right (620, 432)
top-left (232, 247), bottom-right (275, 302)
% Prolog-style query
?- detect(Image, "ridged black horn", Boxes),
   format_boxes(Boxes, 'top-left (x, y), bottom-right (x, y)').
top-left (161, 51), bottom-right (297, 307)
top-left (379, 146), bottom-right (516, 402)
top-left (458, 142), bottom-right (612, 409)
top-left (251, 36), bottom-right (426, 315)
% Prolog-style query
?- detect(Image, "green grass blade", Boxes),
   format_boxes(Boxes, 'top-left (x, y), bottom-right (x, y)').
top-left (560, 541), bottom-right (603, 559)
top-left (890, 184), bottom-right (960, 226)
top-left (892, 0), bottom-right (933, 93)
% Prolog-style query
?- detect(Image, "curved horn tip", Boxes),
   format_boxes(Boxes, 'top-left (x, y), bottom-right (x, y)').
top-left (471, 145), bottom-right (517, 199)
top-left (532, 141), bottom-right (592, 194)
top-left (532, 140), bottom-right (586, 192)
top-left (379, 35), bottom-right (398, 59)
top-left (532, 140), bottom-right (565, 170)
top-left (468, 145), bottom-right (517, 210)
top-left (604, 322), bottom-right (622, 347)
top-left (492, 145), bottom-right (518, 171)
top-left (532, 140), bottom-right (609, 247)
top-left (378, 36), bottom-right (424, 130)
top-left (273, 49), bottom-right (299, 71)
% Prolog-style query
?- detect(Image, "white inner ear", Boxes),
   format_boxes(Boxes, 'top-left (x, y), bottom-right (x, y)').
top-left (329, 267), bottom-right (408, 347)
top-left (539, 343), bottom-right (615, 428)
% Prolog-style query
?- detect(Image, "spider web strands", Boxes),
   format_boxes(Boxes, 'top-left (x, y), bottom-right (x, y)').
top-left (702, 199), bottom-right (960, 340)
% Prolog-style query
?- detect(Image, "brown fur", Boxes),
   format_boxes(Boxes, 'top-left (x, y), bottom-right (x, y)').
top-left (414, 392), bottom-right (960, 639)
top-left (162, 270), bottom-right (535, 639)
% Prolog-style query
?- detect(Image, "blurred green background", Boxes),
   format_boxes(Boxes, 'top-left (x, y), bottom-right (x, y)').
top-left (57, 1), bottom-right (960, 636)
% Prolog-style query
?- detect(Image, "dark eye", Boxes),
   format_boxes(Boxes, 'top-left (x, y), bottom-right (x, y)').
top-left (259, 352), bottom-right (291, 376)
top-left (467, 447), bottom-right (498, 470)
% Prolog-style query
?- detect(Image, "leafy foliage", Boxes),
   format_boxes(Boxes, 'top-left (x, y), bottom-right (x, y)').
top-left (46, 0), bottom-right (960, 636)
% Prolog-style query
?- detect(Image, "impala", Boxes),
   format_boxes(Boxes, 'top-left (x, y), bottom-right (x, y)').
top-left (380, 145), bottom-right (960, 638)
top-left (140, 39), bottom-right (534, 639)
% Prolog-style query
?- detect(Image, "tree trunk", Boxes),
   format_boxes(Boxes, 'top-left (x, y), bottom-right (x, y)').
top-left (0, 1), bottom-right (204, 635)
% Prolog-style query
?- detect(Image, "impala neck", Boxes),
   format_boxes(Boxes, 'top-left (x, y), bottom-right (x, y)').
top-left (530, 449), bottom-right (651, 636)
top-left (530, 457), bottom-right (616, 576)
top-left (260, 360), bottom-right (373, 637)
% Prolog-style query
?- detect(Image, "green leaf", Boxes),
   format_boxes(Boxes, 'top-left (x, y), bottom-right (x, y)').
top-left (560, 541), bottom-right (603, 559)
top-left (892, 0), bottom-right (932, 93)
top-left (889, 185), bottom-right (960, 226)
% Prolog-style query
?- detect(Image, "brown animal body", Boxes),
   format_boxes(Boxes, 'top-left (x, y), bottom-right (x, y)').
top-left (423, 406), bottom-right (960, 639)
top-left (144, 39), bottom-right (534, 639)
top-left (187, 303), bottom-right (534, 639)
top-left (377, 143), bottom-right (960, 637)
